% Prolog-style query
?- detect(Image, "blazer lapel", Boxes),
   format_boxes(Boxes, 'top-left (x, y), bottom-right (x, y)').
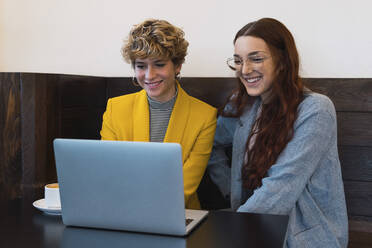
top-left (163, 84), bottom-right (189, 144)
top-left (133, 90), bottom-right (150, 142)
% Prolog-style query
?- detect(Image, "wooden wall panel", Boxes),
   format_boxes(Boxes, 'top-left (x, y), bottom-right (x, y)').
top-left (106, 78), bottom-right (141, 99)
top-left (304, 78), bottom-right (372, 112)
top-left (180, 78), bottom-right (237, 108)
top-left (344, 181), bottom-right (372, 219)
top-left (56, 75), bottom-right (108, 140)
top-left (0, 73), bottom-right (22, 201)
top-left (337, 112), bottom-right (372, 147)
top-left (0, 73), bottom-right (61, 201)
top-left (339, 146), bottom-right (372, 182)
top-left (19, 74), bottom-right (40, 199)
top-left (58, 75), bottom-right (107, 107)
top-left (19, 73), bottom-right (60, 200)
top-left (59, 107), bottom-right (105, 139)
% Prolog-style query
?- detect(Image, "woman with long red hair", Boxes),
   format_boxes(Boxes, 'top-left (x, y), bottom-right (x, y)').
top-left (208, 18), bottom-right (348, 247)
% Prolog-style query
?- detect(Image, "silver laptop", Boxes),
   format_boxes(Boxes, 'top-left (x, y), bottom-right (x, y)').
top-left (53, 138), bottom-right (208, 236)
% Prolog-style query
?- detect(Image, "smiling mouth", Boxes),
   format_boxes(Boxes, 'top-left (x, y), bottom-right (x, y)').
top-left (145, 80), bottom-right (163, 88)
top-left (243, 76), bottom-right (262, 84)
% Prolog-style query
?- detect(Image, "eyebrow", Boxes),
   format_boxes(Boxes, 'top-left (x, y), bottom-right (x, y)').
top-left (135, 59), bottom-right (166, 64)
top-left (233, 51), bottom-right (267, 58)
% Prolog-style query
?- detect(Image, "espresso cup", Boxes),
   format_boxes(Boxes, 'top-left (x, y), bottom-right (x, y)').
top-left (44, 183), bottom-right (61, 208)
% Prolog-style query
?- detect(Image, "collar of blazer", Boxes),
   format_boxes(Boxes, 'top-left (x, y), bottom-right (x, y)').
top-left (133, 82), bottom-right (190, 144)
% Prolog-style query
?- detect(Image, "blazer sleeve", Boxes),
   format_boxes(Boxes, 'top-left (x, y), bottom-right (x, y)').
top-left (207, 116), bottom-right (238, 199)
top-left (238, 96), bottom-right (338, 214)
top-left (182, 109), bottom-right (217, 206)
top-left (100, 98), bottom-right (118, 140)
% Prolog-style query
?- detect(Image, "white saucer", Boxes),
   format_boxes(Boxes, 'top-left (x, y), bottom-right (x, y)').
top-left (33, 199), bottom-right (62, 215)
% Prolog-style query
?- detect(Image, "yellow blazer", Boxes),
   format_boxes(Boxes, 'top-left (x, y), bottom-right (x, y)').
top-left (100, 84), bottom-right (217, 209)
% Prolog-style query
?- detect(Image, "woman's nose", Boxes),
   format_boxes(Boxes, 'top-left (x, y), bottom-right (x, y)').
top-left (145, 66), bottom-right (156, 80)
top-left (241, 61), bottom-right (254, 75)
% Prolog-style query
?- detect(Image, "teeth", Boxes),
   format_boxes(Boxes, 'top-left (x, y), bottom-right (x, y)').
top-left (146, 81), bottom-right (161, 85)
top-left (246, 77), bottom-right (261, 83)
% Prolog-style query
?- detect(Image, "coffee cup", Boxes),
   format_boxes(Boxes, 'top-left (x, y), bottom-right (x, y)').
top-left (44, 183), bottom-right (61, 208)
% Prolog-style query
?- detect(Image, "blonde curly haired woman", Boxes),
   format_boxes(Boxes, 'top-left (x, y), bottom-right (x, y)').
top-left (100, 19), bottom-right (217, 209)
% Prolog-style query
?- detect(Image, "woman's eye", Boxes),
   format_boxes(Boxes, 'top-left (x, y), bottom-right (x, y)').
top-left (155, 63), bottom-right (166, 67)
top-left (135, 64), bottom-right (145, 69)
top-left (234, 60), bottom-right (243, 65)
top-left (250, 57), bottom-right (264, 63)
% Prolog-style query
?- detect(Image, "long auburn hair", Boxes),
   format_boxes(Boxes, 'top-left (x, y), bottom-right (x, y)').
top-left (221, 18), bottom-right (304, 189)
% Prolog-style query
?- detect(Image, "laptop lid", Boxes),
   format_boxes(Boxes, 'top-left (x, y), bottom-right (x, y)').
top-left (54, 139), bottom-right (189, 236)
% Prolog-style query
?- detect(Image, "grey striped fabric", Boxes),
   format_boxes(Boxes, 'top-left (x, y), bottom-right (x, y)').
top-left (147, 89), bottom-right (178, 142)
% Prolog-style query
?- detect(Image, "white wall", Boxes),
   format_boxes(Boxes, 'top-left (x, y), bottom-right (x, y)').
top-left (1, 0), bottom-right (371, 77)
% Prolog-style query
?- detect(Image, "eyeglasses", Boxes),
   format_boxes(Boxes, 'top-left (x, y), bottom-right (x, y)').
top-left (227, 52), bottom-right (271, 71)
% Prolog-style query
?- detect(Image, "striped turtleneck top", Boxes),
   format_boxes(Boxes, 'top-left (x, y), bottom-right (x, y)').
top-left (147, 88), bottom-right (178, 142)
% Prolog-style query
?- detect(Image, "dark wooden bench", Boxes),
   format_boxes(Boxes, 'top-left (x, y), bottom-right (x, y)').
top-left (1, 73), bottom-right (372, 247)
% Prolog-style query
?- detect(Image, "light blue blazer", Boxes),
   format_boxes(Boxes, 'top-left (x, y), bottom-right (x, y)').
top-left (208, 92), bottom-right (348, 248)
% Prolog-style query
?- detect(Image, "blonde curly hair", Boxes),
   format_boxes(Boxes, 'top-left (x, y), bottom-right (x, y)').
top-left (122, 19), bottom-right (189, 67)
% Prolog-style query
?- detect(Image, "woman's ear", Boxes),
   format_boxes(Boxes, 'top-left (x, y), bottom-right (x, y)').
top-left (276, 63), bottom-right (284, 75)
top-left (175, 64), bottom-right (182, 75)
